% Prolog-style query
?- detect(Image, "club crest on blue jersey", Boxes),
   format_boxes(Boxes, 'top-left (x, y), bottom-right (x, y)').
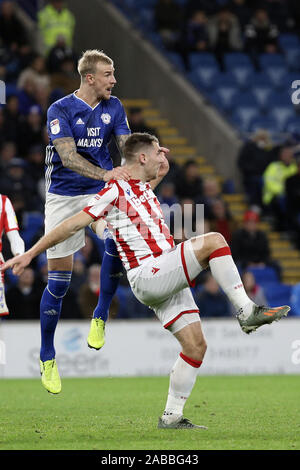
top-left (101, 113), bottom-right (111, 124)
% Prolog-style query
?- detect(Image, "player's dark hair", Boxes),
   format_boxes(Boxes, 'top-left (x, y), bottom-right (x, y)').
top-left (124, 133), bottom-right (158, 163)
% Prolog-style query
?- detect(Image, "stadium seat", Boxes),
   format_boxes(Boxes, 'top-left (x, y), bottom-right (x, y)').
top-left (247, 266), bottom-right (280, 286)
top-left (210, 86), bottom-right (239, 112)
top-left (223, 52), bottom-right (253, 70)
top-left (264, 282), bottom-right (292, 310)
top-left (20, 212), bottom-right (44, 249)
top-left (284, 47), bottom-right (300, 71)
top-left (278, 33), bottom-right (300, 50)
top-left (147, 31), bottom-right (165, 49)
top-left (231, 90), bottom-right (258, 108)
top-left (136, 8), bottom-right (155, 31)
top-left (189, 52), bottom-right (219, 70)
top-left (248, 116), bottom-right (280, 134)
top-left (5, 83), bottom-right (19, 98)
top-left (115, 285), bottom-right (153, 318)
top-left (270, 106), bottom-right (296, 131)
top-left (259, 53), bottom-right (286, 69)
top-left (231, 106), bottom-right (260, 132)
top-left (213, 72), bottom-right (239, 88)
top-left (285, 117), bottom-right (300, 133)
top-left (188, 65), bottom-right (221, 91)
top-left (165, 52), bottom-right (186, 71)
top-left (290, 283), bottom-right (300, 316)
top-left (248, 72), bottom-right (272, 88)
top-left (227, 65), bottom-right (255, 89)
top-left (265, 66), bottom-right (288, 89)
top-left (251, 85), bottom-right (273, 112)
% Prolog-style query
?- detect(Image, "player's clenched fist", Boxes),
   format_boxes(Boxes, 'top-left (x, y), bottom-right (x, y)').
top-left (103, 166), bottom-right (131, 182)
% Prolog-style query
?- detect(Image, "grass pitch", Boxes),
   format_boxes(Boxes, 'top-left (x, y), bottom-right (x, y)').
top-left (0, 375), bottom-right (299, 450)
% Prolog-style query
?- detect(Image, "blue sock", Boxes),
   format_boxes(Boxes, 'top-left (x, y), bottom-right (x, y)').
top-left (93, 231), bottom-right (122, 322)
top-left (40, 271), bottom-right (72, 362)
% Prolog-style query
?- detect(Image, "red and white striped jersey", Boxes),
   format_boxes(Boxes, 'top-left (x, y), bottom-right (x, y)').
top-left (0, 194), bottom-right (19, 252)
top-left (84, 179), bottom-right (175, 271)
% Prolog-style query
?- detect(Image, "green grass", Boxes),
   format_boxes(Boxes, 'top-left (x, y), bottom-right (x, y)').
top-left (0, 375), bottom-right (300, 450)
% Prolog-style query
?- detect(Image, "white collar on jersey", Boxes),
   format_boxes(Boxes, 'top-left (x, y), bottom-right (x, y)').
top-left (73, 90), bottom-right (102, 110)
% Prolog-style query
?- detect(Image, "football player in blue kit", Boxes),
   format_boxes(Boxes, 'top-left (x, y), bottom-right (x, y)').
top-left (40, 49), bottom-right (132, 393)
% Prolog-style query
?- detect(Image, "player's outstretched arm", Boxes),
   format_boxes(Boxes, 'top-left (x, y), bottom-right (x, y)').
top-left (53, 137), bottom-right (131, 181)
top-left (0, 211), bottom-right (93, 276)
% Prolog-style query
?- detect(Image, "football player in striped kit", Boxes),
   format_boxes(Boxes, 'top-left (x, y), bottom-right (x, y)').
top-left (0, 194), bottom-right (25, 316)
top-left (2, 133), bottom-right (290, 429)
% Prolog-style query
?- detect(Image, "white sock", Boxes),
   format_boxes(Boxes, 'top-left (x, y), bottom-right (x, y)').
top-left (162, 353), bottom-right (202, 424)
top-left (208, 247), bottom-right (254, 317)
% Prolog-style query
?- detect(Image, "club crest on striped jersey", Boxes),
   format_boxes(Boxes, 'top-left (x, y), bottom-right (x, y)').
top-left (50, 118), bottom-right (60, 135)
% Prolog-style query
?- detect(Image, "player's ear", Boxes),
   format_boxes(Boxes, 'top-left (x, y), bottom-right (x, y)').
top-left (139, 153), bottom-right (147, 165)
top-left (85, 73), bottom-right (95, 85)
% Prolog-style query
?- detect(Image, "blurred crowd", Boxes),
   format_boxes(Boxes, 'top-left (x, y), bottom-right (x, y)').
top-left (0, 0), bottom-right (299, 320)
top-left (154, 0), bottom-right (300, 68)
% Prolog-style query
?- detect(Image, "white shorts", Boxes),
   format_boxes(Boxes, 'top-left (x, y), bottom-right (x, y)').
top-left (127, 239), bottom-right (203, 330)
top-left (45, 192), bottom-right (98, 259)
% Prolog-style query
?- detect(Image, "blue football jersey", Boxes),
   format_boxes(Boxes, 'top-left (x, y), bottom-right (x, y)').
top-left (45, 92), bottom-right (131, 196)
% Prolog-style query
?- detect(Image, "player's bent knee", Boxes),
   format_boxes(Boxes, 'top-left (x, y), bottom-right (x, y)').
top-left (207, 231), bottom-right (227, 249)
top-left (183, 337), bottom-right (207, 363)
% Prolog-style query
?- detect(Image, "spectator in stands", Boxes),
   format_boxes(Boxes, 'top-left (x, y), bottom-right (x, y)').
top-left (231, 209), bottom-right (281, 278)
top-left (175, 159), bottom-right (203, 201)
top-left (209, 198), bottom-right (236, 244)
top-left (71, 252), bottom-right (87, 292)
top-left (154, 0), bottom-right (182, 50)
top-left (27, 145), bottom-right (45, 202)
top-left (285, 154), bottom-right (300, 246)
top-left (194, 272), bottom-right (231, 317)
top-left (38, 0), bottom-right (75, 54)
top-left (264, 0), bottom-right (293, 33)
top-left (207, 7), bottom-right (243, 66)
top-left (158, 182), bottom-right (180, 235)
top-left (228, 0), bottom-right (252, 28)
top-left (262, 145), bottom-right (297, 231)
top-left (19, 106), bottom-right (44, 157)
top-left (79, 233), bottom-right (100, 268)
top-left (18, 54), bottom-right (50, 94)
top-left (0, 141), bottom-right (18, 169)
top-left (0, 157), bottom-right (41, 211)
top-left (78, 264), bottom-right (119, 319)
top-left (201, 176), bottom-right (223, 219)
top-left (0, 0), bottom-right (28, 52)
top-left (237, 129), bottom-right (277, 209)
top-left (2, 95), bottom-right (22, 145)
top-left (184, 10), bottom-right (210, 54)
top-left (6, 267), bottom-right (43, 319)
top-left (128, 107), bottom-right (157, 137)
top-left (0, 108), bottom-right (4, 149)
top-left (7, 192), bottom-right (25, 231)
top-left (158, 182), bottom-right (179, 208)
top-left (179, 197), bottom-right (197, 239)
top-left (17, 75), bottom-right (40, 115)
top-left (184, 0), bottom-right (217, 19)
top-left (0, 44), bottom-right (22, 83)
top-left (244, 8), bottom-right (279, 58)
top-left (241, 270), bottom-right (268, 307)
top-left (47, 34), bottom-right (77, 73)
top-left (288, 0), bottom-right (300, 33)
